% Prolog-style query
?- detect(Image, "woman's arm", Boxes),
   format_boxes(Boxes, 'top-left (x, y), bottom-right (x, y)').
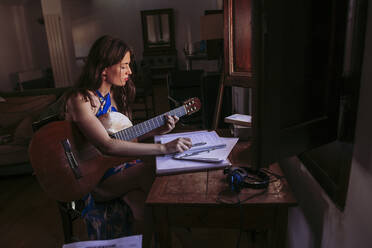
top-left (66, 93), bottom-right (191, 157)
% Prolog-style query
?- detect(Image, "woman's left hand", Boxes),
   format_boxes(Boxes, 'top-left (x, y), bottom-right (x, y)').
top-left (159, 114), bottom-right (179, 135)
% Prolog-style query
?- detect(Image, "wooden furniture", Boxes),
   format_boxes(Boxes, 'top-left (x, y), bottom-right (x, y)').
top-left (140, 8), bottom-right (177, 116)
top-left (212, 0), bottom-right (363, 209)
top-left (185, 54), bottom-right (207, 71)
top-left (132, 62), bottom-right (155, 123)
top-left (147, 138), bottom-right (297, 248)
top-left (166, 70), bottom-right (204, 126)
top-left (15, 68), bottom-right (54, 91)
top-left (213, 0), bottom-right (257, 131)
top-left (141, 8), bottom-right (176, 55)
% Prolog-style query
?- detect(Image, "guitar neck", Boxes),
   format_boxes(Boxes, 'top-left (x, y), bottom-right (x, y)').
top-left (111, 105), bottom-right (186, 141)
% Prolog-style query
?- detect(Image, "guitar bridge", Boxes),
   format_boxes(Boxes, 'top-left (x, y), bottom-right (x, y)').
top-left (61, 139), bottom-right (82, 179)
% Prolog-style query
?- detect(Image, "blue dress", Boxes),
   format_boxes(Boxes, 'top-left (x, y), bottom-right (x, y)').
top-left (81, 90), bottom-right (137, 240)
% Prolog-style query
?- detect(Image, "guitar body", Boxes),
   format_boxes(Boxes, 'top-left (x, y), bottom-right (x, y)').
top-left (29, 97), bottom-right (201, 202)
top-left (29, 121), bottom-right (135, 202)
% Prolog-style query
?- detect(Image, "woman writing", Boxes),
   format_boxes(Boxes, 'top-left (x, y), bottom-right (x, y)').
top-left (64, 35), bottom-right (191, 243)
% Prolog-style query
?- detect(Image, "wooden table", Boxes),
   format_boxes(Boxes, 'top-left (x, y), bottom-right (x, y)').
top-left (146, 139), bottom-right (297, 248)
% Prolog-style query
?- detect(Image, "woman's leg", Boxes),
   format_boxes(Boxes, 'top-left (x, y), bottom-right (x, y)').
top-left (91, 157), bottom-right (155, 247)
top-left (91, 157), bottom-right (155, 203)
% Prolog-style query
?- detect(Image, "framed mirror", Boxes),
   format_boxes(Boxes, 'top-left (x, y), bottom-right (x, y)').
top-left (141, 8), bottom-right (175, 54)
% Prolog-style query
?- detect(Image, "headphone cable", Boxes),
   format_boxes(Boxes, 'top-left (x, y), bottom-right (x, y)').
top-left (236, 195), bottom-right (242, 248)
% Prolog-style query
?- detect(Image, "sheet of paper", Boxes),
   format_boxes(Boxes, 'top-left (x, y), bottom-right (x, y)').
top-left (159, 130), bottom-right (222, 149)
top-left (62, 235), bottom-right (142, 248)
top-left (155, 131), bottom-right (238, 175)
top-left (224, 114), bottom-right (252, 126)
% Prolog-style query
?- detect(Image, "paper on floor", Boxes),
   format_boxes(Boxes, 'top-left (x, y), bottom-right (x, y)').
top-left (62, 235), bottom-right (142, 248)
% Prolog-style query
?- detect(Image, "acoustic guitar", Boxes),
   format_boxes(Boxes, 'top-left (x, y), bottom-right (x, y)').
top-left (29, 97), bottom-right (201, 202)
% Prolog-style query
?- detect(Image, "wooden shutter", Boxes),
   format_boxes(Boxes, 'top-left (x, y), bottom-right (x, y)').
top-left (255, 0), bottom-right (345, 167)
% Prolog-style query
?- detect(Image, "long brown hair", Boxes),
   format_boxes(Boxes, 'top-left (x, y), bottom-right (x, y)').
top-left (70, 35), bottom-right (136, 119)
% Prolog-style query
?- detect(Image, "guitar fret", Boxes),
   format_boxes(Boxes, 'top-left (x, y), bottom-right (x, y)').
top-left (129, 131), bottom-right (134, 140)
top-left (139, 123), bottom-right (146, 135)
top-left (142, 122), bottom-right (147, 133)
top-left (159, 115), bottom-right (164, 125)
top-left (121, 130), bottom-right (127, 141)
top-left (150, 119), bottom-right (155, 129)
top-left (116, 131), bottom-right (121, 140)
top-left (140, 123), bottom-right (147, 136)
top-left (133, 125), bottom-right (138, 137)
top-left (148, 120), bottom-right (153, 130)
top-left (125, 130), bottom-right (131, 141)
top-left (140, 124), bottom-right (146, 136)
top-left (144, 121), bottom-right (149, 132)
top-left (131, 128), bottom-right (136, 139)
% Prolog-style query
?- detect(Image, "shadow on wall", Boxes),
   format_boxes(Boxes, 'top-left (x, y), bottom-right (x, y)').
top-left (280, 157), bottom-right (330, 248)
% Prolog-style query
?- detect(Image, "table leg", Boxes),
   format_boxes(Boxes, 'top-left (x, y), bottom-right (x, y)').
top-left (153, 206), bottom-right (171, 248)
top-left (269, 207), bottom-right (288, 248)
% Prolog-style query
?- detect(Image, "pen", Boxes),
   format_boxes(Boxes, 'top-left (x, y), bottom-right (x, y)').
top-left (163, 142), bottom-right (207, 157)
top-left (192, 142), bottom-right (207, 147)
top-left (174, 144), bottom-right (227, 159)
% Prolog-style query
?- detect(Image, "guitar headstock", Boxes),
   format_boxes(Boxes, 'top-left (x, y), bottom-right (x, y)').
top-left (183, 97), bottom-right (201, 115)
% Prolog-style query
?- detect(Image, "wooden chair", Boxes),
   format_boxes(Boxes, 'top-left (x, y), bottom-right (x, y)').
top-left (131, 61), bottom-right (155, 123)
top-left (166, 70), bottom-right (204, 126)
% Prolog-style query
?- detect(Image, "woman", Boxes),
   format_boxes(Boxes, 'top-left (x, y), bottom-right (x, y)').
top-left (64, 35), bottom-right (192, 242)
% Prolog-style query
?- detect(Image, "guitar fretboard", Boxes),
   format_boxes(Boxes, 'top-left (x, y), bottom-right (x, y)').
top-left (111, 106), bottom-right (186, 141)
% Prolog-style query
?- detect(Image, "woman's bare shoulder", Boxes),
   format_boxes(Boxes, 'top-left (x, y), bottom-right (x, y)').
top-left (65, 90), bottom-right (99, 117)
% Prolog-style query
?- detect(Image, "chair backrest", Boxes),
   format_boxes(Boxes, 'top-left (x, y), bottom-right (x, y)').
top-left (167, 69), bottom-right (204, 88)
top-left (29, 110), bottom-right (80, 244)
top-left (15, 68), bottom-right (54, 91)
top-left (166, 70), bottom-right (204, 126)
top-left (166, 70), bottom-right (204, 103)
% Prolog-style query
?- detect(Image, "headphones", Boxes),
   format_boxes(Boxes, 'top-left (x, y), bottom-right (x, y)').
top-left (223, 166), bottom-right (270, 193)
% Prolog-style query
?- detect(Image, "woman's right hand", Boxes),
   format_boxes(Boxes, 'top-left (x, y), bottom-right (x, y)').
top-left (162, 137), bottom-right (192, 154)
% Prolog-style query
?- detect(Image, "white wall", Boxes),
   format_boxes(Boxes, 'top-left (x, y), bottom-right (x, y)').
top-left (0, 6), bottom-right (21, 91)
top-left (0, 0), bottom-right (219, 91)
top-left (24, 0), bottom-right (50, 70)
top-left (0, 1), bottom-right (50, 92)
top-left (280, 3), bottom-right (372, 247)
top-left (63, 0), bottom-right (219, 69)
top-left (0, 0), bottom-right (220, 91)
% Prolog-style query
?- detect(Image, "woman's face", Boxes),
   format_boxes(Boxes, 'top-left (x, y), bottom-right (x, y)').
top-left (104, 52), bottom-right (132, 87)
